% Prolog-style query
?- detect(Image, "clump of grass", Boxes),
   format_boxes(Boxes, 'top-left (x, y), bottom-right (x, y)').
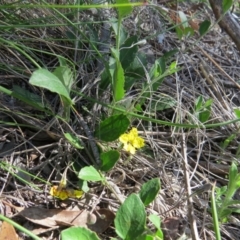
top-left (1, 0), bottom-right (240, 239)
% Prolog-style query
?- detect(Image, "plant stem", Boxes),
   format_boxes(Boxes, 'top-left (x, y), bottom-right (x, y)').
top-left (0, 214), bottom-right (42, 240)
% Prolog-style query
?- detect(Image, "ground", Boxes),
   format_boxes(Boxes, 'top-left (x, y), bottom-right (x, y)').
top-left (0, 1), bottom-right (240, 239)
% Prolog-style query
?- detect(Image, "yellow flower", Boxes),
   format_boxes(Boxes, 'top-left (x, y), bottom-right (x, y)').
top-left (119, 127), bottom-right (145, 154)
top-left (50, 186), bottom-right (84, 200)
top-left (50, 185), bottom-right (68, 200)
top-left (49, 164), bottom-right (84, 200)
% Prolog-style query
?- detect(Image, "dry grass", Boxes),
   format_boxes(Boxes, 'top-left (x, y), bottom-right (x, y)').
top-left (0, 1), bottom-right (240, 239)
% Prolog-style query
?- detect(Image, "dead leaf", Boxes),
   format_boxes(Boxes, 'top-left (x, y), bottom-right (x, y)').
top-left (162, 217), bottom-right (187, 240)
top-left (0, 141), bottom-right (15, 157)
top-left (18, 207), bottom-right (95, 228)
top-left (89, 209), bottom-right (115, 234)
top-left (17, 207), bottom-right (114, 234)
top-left (0, 221), bottom-right (19, 240)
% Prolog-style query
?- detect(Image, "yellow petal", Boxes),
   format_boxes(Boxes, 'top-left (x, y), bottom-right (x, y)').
top-left (73, 190), bottom-right (84, 199)
top-left (128, 145), bottom-right (136, 154)
top-left (123, 143), bottom-right (136, 154)
top-left (123, 143), bottom-right (130, 151)
top-left (119, 133), bottom-right (129, 144)
top-left (133, 137), bottom-right (145, 148)
top-left (58, 190), bottom-right (69, 200)
top-left (50, 186), bottom-right (69, 200)
top-left (50, 186), bottom-right (58, 196)
top-left (129, 128), bottom-right (138, 137)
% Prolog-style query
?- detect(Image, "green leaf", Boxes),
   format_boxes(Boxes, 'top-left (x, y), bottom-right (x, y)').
top-left (12, 85), bottom-right (46, 111)
top-left (205, 98), bottom-right (213, 108)
top-left (183, 26), bottom-right (194, 37)
top-left (148, 214), bottom-right (161, 231)
top-left (139, 178), bottom-right (160, 206)
top-left (222, 134), bottom-right (236, 149)
top-left (199, 108), bottom-right (211, 123)
top-left (150, 58), bottom-right (165, 79)
top-left (53, 66), bottom-right (74, 92)
top-left (178, 11), bottom-right (189, 28)
top-left (57, 55), bottom-right (68, 67)
top-left (222, 0), bottom-right (233, 13)
top-left (0, 85), bottom-right (47, 112)
top-left (216, 186), bottom-right (227, 198)
top-left (169, 61), bottom-right (177, 71)
top-left (195, 96), bottom-right (203, 111)
top-left (199, 20), bottom-right (211, 36)
top-left (115, 194), bottom-right (146, 240)
top-left (61, 227), bottom-right (100, 240)
top-left (95, 114), bottom-right (130, 142)
top-left (78, 180), bottom-right (89, 193)
top-left (219, 208), bottom-right (232, 221)
top-left (120, 36), bottom-right (138, 70)
top-left (110, 18), bottom-right (128, 46)
top-left (136, 235), bottom-right (155, 240)
top-left (116, 0), bottom-right (132, 19)
top-left (100, 150), bottom-right (120, 172)
top-left (235, 174), bottom-right (240, 187)
top-left (64, 133), bottom-right (84, 149)
top-left (225, 199), bottom-right (240, 206)
top-left (175, 26), bottom-right (183, 39)
top-left (78, 166), bottom-right (103, 182)
top-left (29, 69), bottom-right (72, 104)
top-left (155, 229), bottom-right (164, 239)
top-left (162, 49), bottom-right (178, 60)
top-left (111, 48), bottom-right (125, 101)
top-left (99, 64), bottom-right (112, 93)
top-left (194, 96), bottom-right (212, 123)
top-left (231, 208), bottom-right (240, 214)
top-left (150, 95), bottom-right (176, 112)
top-left (211, 184), bottom-right (221, 239)
top-left (229, 163), bottom-right (238, 186)
top-left (234, 109), bottom-right (240, 118)
top-left (125, 51), bottom-right (147, 79)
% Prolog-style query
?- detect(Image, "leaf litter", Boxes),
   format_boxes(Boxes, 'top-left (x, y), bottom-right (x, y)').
top-left (0, 1), bottom-right (240, 239)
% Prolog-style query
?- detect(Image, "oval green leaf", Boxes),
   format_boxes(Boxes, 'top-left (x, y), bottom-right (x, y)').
top-left (64, 133), bottom-right (84, 149)
top-left (78, 166), bottom-right (103, 182)
top-left (29, 69), bottom-right (72, 104)
top-left (116, 0), bottom-right (132, 19)
top-left (95, 114), bottom-right (130, 142)
top-left (100, 150), bottom-right (120, 172)
top-left (199, 20), bottom-right (211, 36)
top-left (234, 109), bottom-right (240, 119)
top-left (115, 193), bottom-right (146, 240)
top-left (120, 36), bottom-right (138, 70)
top-left (139, 178), bottom-right (161, 206)
top-left (61, 227), bottom-right (100, 240)
top-left (222, 0), bottom-right (232, 13)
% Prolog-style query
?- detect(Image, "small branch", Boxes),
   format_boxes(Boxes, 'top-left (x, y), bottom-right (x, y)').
top-left (208, 0), bottom-right (240, 52)
top-left (181, 132), bottom-right (200, 240)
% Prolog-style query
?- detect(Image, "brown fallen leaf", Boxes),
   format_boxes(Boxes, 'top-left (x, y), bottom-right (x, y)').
top-left (162, 217), bottom-right (187, 240)
top-left (89, 209), bottom-right (115, 234)
top-left (18, 207), bottom-right (96, 228)
top-left (5, 202), bottom-right (114, 234)
top-left (0, 221), bottom-right (19, 240)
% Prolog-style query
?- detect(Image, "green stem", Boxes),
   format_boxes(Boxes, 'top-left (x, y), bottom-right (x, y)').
top-left (211, 183), bottom-right (221, 240)
top-left (75, 91), bottom-right (240, 129)
top-left (116, 18), bottom-right (121, 51)
top-left (0, 3), bottom-right (144, 10)
top-left (0, 214), bottom-right (42, 240)
top-left (0, 38), bottom-right (41, 69)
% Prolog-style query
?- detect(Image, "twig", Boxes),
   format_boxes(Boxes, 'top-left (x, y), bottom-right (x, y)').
top-left (181, 132), bottom-right (200, 240)
top-left (198, 47), bottom-right (240, 90)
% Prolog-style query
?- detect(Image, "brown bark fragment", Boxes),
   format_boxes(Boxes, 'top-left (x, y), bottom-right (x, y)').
top-left (209, 0), bottom-right (240, 51)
